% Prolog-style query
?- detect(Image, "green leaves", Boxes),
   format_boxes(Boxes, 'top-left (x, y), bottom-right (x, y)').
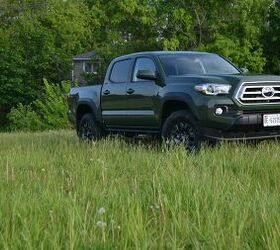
top-left (204, 35), bottom-right (266, 72)
top-left (1, 0), bottom-right (280, 130)
top-left (263, 2), bottom-right (280, 74)
top-left (8, 80), bottom-right (71, 131)
top-left (0, 0), bottom-right (91, 123)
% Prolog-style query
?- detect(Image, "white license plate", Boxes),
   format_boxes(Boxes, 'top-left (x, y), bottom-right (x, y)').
top-left (263, 114), bottom-right (280, 127)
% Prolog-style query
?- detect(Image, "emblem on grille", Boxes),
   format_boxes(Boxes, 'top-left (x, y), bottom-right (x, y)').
top-left (261, 87), bottom-right (275, 98)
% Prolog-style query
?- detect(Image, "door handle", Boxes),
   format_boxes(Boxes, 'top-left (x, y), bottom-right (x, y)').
top-left (126, 88), bottom-right (135, 94)
top-left (103, 90), bottom-right (110, 95)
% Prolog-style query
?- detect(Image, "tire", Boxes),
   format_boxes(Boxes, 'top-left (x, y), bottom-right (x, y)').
top-left (78, 113), bottom-right (103, 141)
top-left (161, 110), bottom-right (203, 151)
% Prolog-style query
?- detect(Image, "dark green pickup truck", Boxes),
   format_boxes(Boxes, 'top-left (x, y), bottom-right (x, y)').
top-left (67, 51), bottom-right (280, 150)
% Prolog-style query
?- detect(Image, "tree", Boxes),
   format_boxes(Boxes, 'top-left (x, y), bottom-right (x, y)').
top-left (153, 0), bottom-right (271, 72)
top-left (0, 0), bottom-right (91, 116)
top-left (263, 1), bottom-right (280, 74)
top-left (205, 0), bottom-right (271, 72)
top-left (1, 0), bottom-right (280, 130)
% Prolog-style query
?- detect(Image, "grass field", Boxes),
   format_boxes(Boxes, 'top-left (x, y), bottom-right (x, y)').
top-left (0, 130), bottom-right (280, 249)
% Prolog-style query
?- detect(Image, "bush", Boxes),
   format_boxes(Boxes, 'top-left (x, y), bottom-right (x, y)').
top-left (8, 79), bottom-right (71, 131)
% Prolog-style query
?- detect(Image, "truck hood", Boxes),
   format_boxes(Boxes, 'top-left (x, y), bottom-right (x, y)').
top-left (167, 74), bottom-right (280, 87)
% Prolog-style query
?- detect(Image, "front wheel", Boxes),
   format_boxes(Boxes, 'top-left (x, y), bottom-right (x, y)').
top-left (161, 110), bottom-right (203, 151)
top-left (78, 113), bottom-right (103, 141)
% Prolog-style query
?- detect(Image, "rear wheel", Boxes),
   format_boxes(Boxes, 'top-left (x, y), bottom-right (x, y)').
top-left (161, 110), bottom-right (203, 151)
top-left (78, 113), bottom-right (103, 141)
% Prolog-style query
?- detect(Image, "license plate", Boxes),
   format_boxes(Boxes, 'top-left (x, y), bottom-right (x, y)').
top-left (263, 114), bottom-right (280, 127)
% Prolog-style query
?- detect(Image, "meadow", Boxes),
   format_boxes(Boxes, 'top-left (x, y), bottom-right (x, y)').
top-left (0, 130), bottom-right (280, 249)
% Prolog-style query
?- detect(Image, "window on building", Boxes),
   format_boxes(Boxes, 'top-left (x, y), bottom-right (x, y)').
top-left (83, 62), bottom-right (96, 73)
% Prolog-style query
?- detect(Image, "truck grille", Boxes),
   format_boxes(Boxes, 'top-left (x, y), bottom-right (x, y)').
top-left (236, 82), bottom-right (280, 105)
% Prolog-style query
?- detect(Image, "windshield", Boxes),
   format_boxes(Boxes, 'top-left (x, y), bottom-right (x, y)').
top-left (159, 54), bottom-right (240, 76)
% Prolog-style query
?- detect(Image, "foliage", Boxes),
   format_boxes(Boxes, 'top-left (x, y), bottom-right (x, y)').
top-left (263, 1), bottom-right (280, 74)
top-left (1, 0), bottom-right (280, 130)
top-left (8, 80), bottom-right (71, 131)
top-left (0, 28), bottom-right (27, 108)
top-left (1, 132), bottom-right (280, 248)
top-left (204, 35), bottom-right (266, 72)
top-left (0, 0), bottom-right (90, 111)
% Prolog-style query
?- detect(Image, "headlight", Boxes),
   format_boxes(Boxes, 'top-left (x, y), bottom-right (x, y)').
top-left (194, 83), bottom-right (232, 95)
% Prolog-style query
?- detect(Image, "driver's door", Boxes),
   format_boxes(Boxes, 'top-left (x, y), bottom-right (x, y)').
top-left (125, 57), bottom-right (160, 129)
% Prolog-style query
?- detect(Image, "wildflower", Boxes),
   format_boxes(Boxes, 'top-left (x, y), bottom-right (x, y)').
top-left (96, 221), bottom-right (106, 228)
top-left (98, 207), bottom-right (106, 214)
top-left (150, 204), bottom-right (160, 210)
top-left (155, 204), bottom-right (160, 210)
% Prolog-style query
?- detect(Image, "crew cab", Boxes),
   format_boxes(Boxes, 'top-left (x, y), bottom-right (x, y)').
top-left (67, 51), bottom-right (280, 150)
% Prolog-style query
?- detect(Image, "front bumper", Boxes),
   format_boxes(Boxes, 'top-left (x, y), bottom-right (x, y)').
top-left (204, 127), bottom-right (280, 141)
top-left (198, 97), bottom-right (280, 141)
top-left (202, 111), bottom-right (280, 141)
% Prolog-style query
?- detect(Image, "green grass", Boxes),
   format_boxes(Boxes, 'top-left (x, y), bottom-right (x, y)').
top-left (0, 130), bottom-right (280, 249)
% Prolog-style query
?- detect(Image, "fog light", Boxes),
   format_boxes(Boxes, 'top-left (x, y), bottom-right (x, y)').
top-left (215, 108), bottom-right (223, 115)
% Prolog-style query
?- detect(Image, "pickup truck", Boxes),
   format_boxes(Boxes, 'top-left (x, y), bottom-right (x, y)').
top-left (67, 51), bottom-right (280, 150)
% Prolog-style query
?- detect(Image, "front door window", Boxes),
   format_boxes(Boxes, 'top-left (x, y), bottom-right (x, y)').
top-left (132, 58), bottom-right (156, 82)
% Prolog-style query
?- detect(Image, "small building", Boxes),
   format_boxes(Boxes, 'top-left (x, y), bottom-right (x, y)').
top-left (72, 51), bottom-right (97, 85)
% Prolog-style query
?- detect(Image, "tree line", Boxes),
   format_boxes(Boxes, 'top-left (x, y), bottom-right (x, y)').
top-left (0, 0), bottom-right (280, 130)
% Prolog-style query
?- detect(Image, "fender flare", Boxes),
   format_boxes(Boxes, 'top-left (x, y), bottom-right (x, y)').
top-left (76, 98), bottom-right (101, 123)
top-left (160, 92), bottom-right (200, 121)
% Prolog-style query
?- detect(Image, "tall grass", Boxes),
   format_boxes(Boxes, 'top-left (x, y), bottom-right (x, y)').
top-left (0, 130), bottom-right (280, 249)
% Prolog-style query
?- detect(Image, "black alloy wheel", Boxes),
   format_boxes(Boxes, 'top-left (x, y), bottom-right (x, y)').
top-left (161, 110), bottom-right (203, 151)
top-left (78, 113), bottom-right (102, 141)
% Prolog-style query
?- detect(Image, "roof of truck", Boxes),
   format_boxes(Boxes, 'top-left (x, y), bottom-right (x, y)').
top-left (113, 51), bottom-right (213, 61)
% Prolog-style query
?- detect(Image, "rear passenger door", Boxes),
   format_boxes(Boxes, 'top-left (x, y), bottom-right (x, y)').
top-left (125, 57), bottom-right (160, 128)
top-left (101, 59), bottom-right (132, 127)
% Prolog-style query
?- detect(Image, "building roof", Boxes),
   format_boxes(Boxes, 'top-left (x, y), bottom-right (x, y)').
top-left (73, 51), bottom-right (96, 61)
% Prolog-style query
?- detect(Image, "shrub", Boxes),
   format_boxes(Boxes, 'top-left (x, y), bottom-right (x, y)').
top-left (8, 79), bottom-right (71, 131)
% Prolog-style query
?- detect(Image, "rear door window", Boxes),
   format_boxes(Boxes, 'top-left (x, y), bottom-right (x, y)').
top-left (110, 59), bottom-right (132, 83)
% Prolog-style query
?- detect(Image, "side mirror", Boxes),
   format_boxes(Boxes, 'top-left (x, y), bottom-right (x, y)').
top-left (240, 68), bottom-right (249, 74)
top-left (136, 70), bottom-right (158, 81)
